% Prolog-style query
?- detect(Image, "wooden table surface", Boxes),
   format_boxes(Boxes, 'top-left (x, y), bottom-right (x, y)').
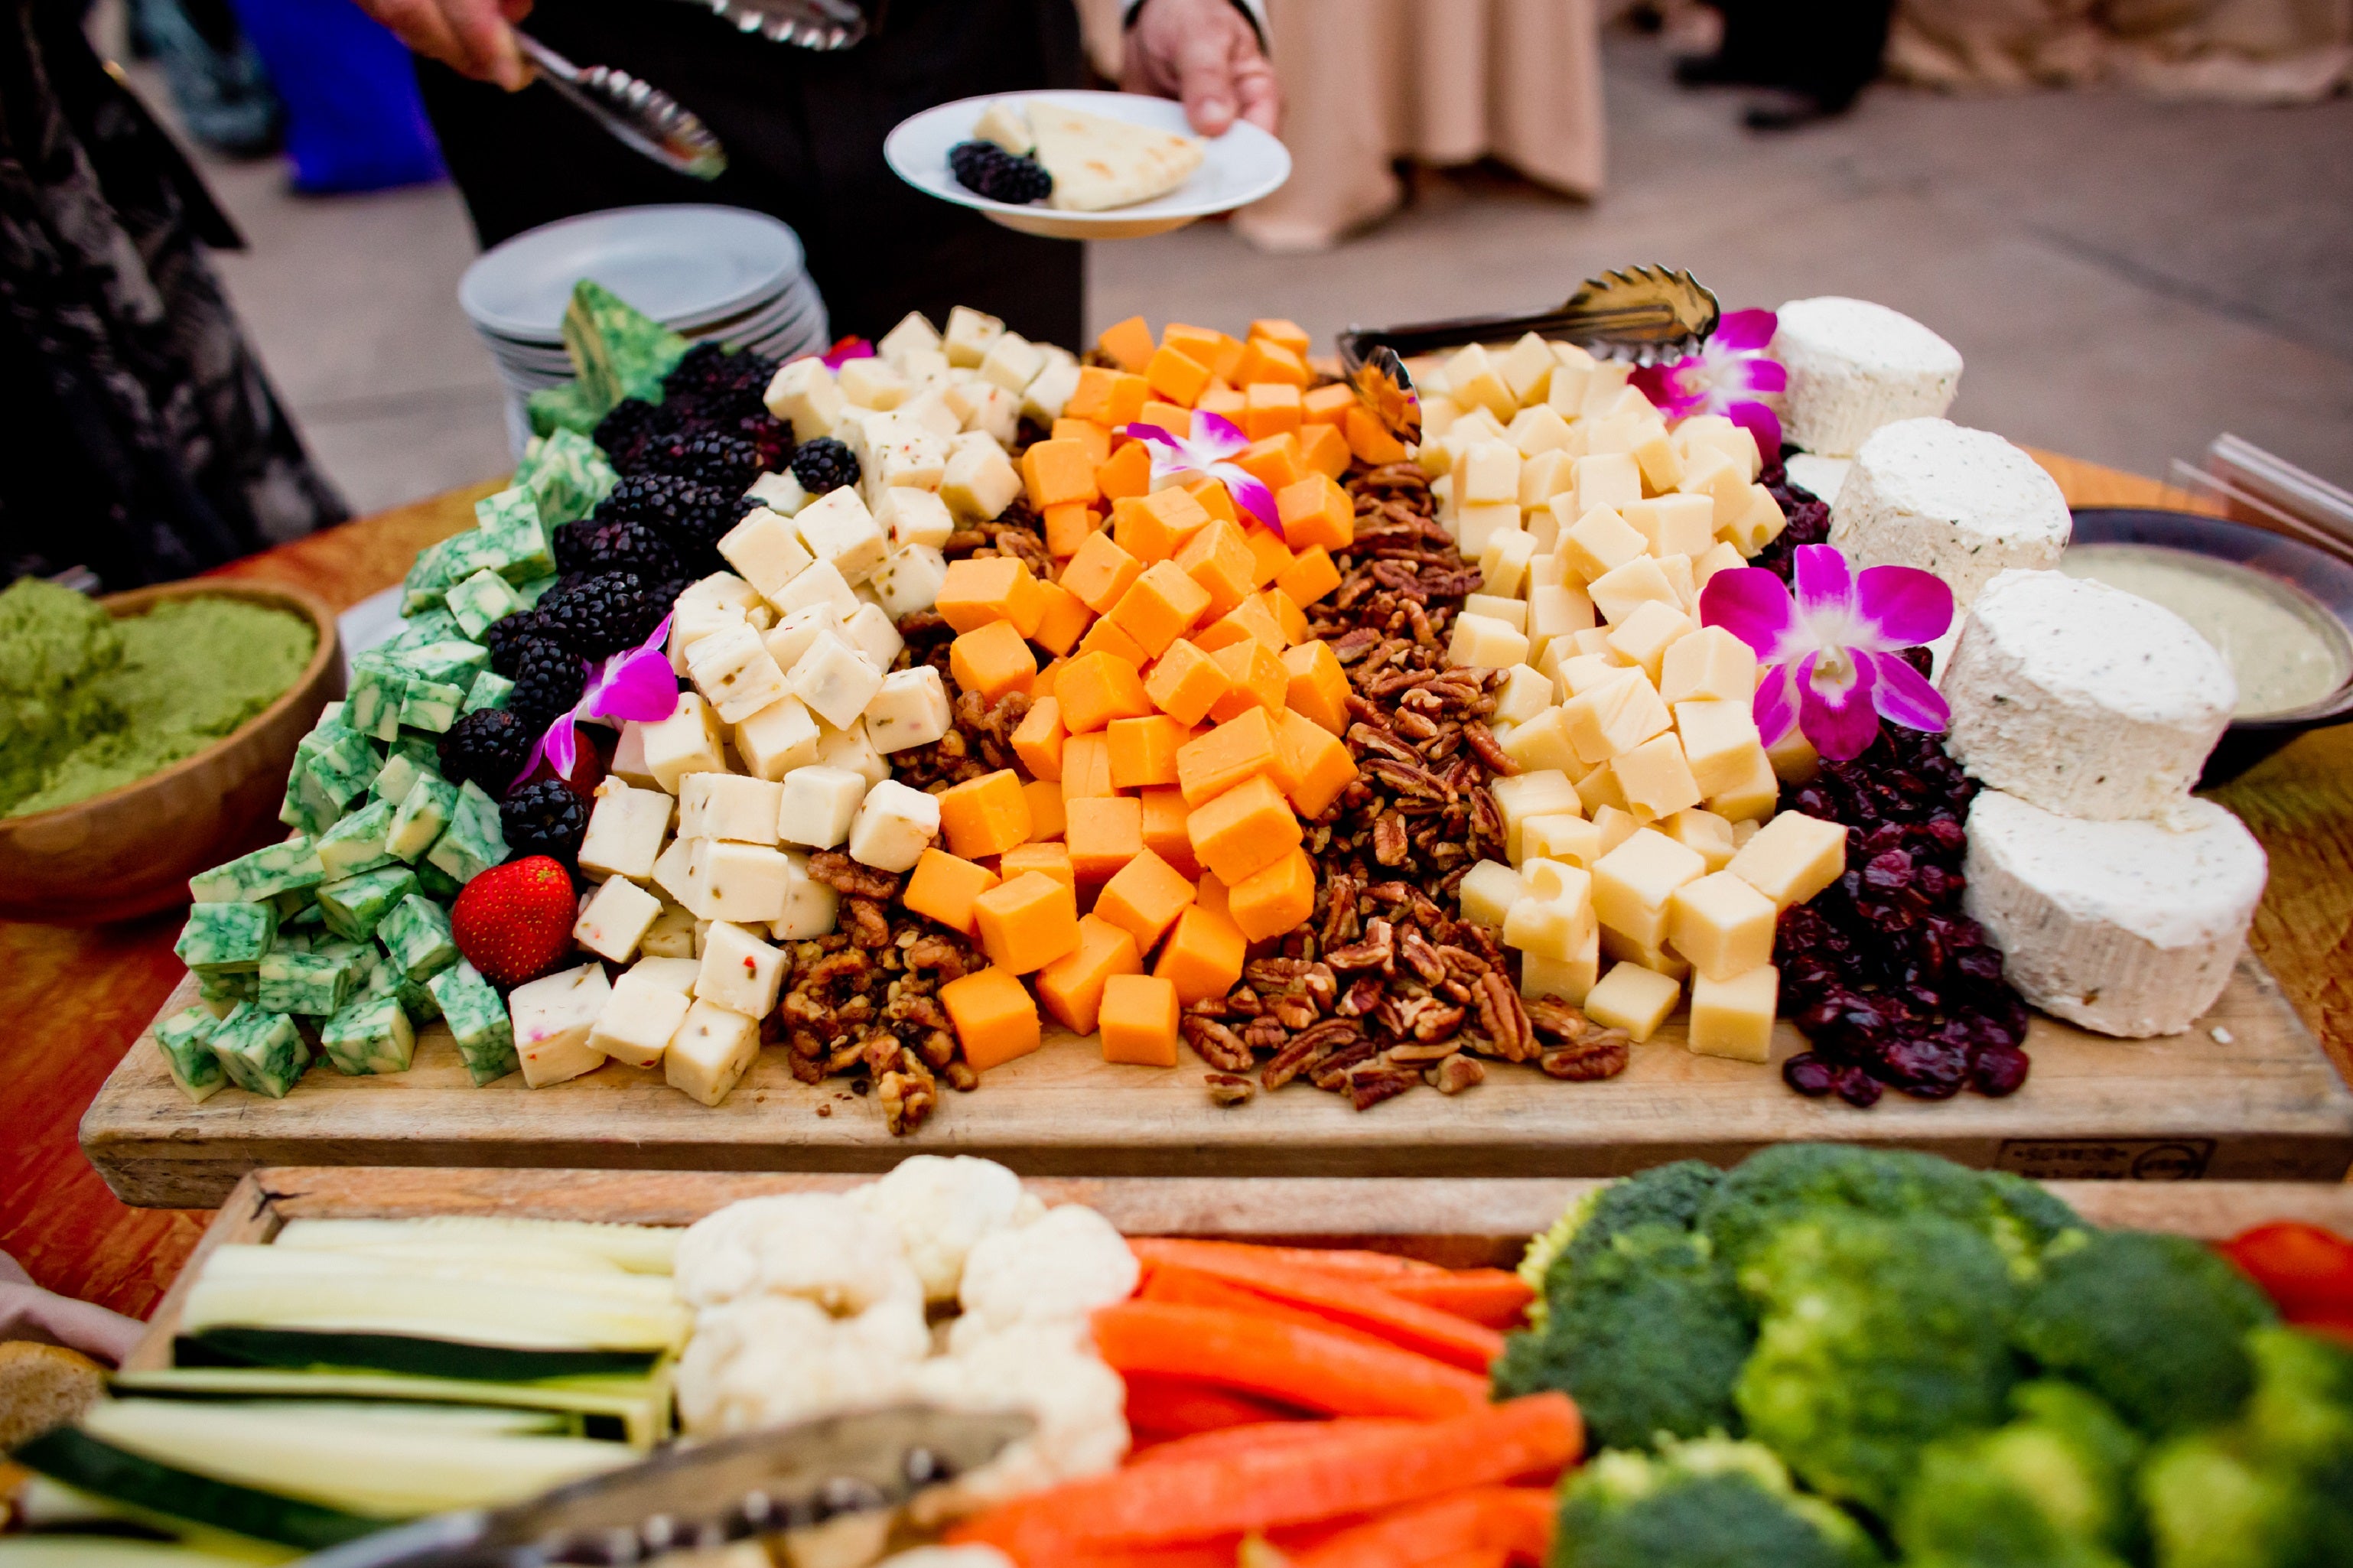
top-left (8, 457), bottom-right (2349, 1321)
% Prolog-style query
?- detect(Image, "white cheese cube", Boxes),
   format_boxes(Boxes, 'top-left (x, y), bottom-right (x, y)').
top-left (1727, 810), bottom-right (1850, 910)
top-left (1490, 770), bottom-right (1584, 862)
top-left (578, 779), bottom-right (674, 882)
top-left (773, 850), bottom-right (839, 940)
top-left (665, 999), bottom-right (760, 1106)
top-left (718, 507), bottom-right (815, 604)
top-left (899, 346), bottom-right (952, 387)
top-left (840, 603), bottom-right (905, 672)
top-left (574, 873), bottom-right (662, 963)
top-left (1583, 961), bottom-right (1682, 1042)
top-left (639, 691), bottom-right (727, 793)
top-left (942, 305), bottom-right (1006, 368)
top-left (509, 963), bottom-right (611, 1088)
top-left (1456, 860), bottom-right (1528, 927)
top-left (940, 443), bottom-right (1024, 521)
top-left (652, 836), bottom-right (708, 918)
top-left (776, 764), bottom-right (866, 849)
top-left (692, 838), bottom-right (793, 925)
top-left (878, 310), bottom-right (942, 366)
top-left (609, 721), bottom-right (658, 790)
top-left (865, 665), bottom-right (952, 753)
top-left (1447, 612), bottom-right (1530, 671)
top-left (773, 559), bottom-right (861, 620)
top-left (837, 356), bottom-right (913, 410)
top-left (815, 717), bottom-right (889, 787)
top-left (896, 385), bottom-right (964, 440)
top-left (858, 418), bottom-right (951, 506)
top-left (695, 919), bottom-right (788, 1018)
top-left (761, 604), bottom-right (837, 679)
top-left (848, 779), bottom-right (942, 873)
top-left (744, 470), bottom-right (809, 518)
top-left (764, 359), bottom-right (845, 442)
top-left (1592, 828), bottom-right (1707, 948)
top-left (1666, 870), bottom-right (1778, 981)
top-left (629, 955), bottom-right (702, 994)
top-left (794, 487), bottom-right (889, 587)
top-left (787, 630), bottom-right (886, 729)
top-left (874, 486), bottom-right (958, 551)
top-left (669, 602), bottom-right (747, 675)
top-left (1022, 360), bottom-right (1082, 425)
top-left (588, 971), bottom-right (690, 1069)
top-left (978, 331), bottom-right (1043, 393)
top-left (687, 623), bottom-right (791, 724)
top-left (679, 773), bottom-right (786, 844)
top-left (640, 902), bottom-right (698, 958)
top-left (950, 381), bottom-right (1021, 445)
top-left (872, 542), bottom-right (951, 618)
top-left (736, 694), bottom-right (825, 782)
top-left (1573, 454), bottom-right (1644, 516)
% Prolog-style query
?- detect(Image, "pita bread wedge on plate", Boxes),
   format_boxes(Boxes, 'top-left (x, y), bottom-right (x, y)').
top-left (1027, 102), bottom-right (1205, 212)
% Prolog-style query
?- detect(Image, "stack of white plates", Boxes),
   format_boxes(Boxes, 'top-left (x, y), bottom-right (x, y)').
top-left (459, 205), bottom-right (829, 452)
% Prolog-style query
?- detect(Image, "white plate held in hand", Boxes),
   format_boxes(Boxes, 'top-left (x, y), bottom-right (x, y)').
top-left (884, 89), bottom-right (1290, 241)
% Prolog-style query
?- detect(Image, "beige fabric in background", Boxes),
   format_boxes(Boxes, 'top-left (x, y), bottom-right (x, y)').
top-left (1891, 0), bottom-right (2353, 101)
top-left (1079, 0), bottom-right (1606, 252)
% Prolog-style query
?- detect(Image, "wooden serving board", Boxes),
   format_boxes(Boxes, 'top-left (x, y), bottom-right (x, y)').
top-left (122, 1164), bottom-right (2353, 1373)
top-left (83, 948), bottom-right (2353, 1209)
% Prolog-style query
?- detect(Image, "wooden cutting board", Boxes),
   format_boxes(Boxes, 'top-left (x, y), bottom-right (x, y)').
top-left (83, 949), bottom-right (2353, 1209)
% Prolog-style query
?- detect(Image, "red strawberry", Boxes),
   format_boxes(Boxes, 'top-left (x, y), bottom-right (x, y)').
top-left (450, 856), bottom-right (578, 987)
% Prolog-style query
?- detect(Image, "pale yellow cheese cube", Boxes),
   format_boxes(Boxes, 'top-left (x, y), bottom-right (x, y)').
top-left (1602, 925), bottom-right (1693, 981)
top-left (1671, 413), bottom-right (1760, 478)
top-left (735, 693), bottom-right (824, 782)
top-left (1456, 501), bottom-right (1521, 560)
top-left (1667, 870), bottom-right (1778, 981)
top-left (1561, 669), bottom-right (1671, 766)
top-left (1493, 664), bottom-right (1557, 726)
top-left (1673, 699), bottom-right (1766, 797)
top-left (1724, 485), bottom-right (1788, 557)
top-left (1457, 859), bottom-right (1528, 927)
top-left (1478, 529), bottom-right (1538, 598)
top-left (1768, 730), bottom-right (1821, 784)
top-left (1662, 808), bottom-right (1737, 873)
top-left (1523, 812), bottom-right (1600, 867)
top-left (1590, 803), bottom-right (1642, 859)
top-left (1687, 965), bottom-right (1779, 1063)
top-left (1491, 770), bottom-right (1584, 862)
top-left (1573, 627), bottom-right (1619, 659)
top-left (1615, 731), bottom-right (1704, 822)
top-left (1592, 827), bottom-right (1707, 947)
top-left (1527, 584), bottom-right (1596, 663)
top-left (511, 963), bottom-right (612, 1089)
top-left (1660, 626), bottom-right (1759, 704)
top-left (1629, 421), bottom-right (1683, 493)
top-left (666, 999), bottom-right (761, 1107)
top-left (1623, 494), bottom-right (1717, 560)
top-left (1523, 505), bottom-right (1563, 555)
top-left (1574, 453), bottom-right (1644, 516)
top-left (1574, 757), bottom-right (1628, 816)
top-left (1583, 961), bottom-right (1682, 1042)
top-left (1520, 927), bottom-right (1602, 1007)
top-left (1559, 652), bottom-right (1627, 698)
top-left (1605, 600), bottom-right (1695, 683)
top-left (1508, 404), bottom-right (1575, 457)
top-left (1497, 331), bottom-right (1560, 404)
top-left (1731, 818), bottom-right (1762, 848)
top-left (1443, 342), bottom-right (1518, 421)
top-left (1727, 811), bottom-right (1849, 909)
top-left (1458, 440), bottom-right (1522, 505)
top-left (574, 874), bottom-right (661, 964)
top-left (1447, 612), bottom-right (1530, 671)
top-left (1587, 555), bottom-right (1680, 626)
top-left (1694, 540), bottom-right (1747, 590)
top-left (1558, 505), bottom-right (1648, 583)
top-left (1527, 550), bottom-right (1571, 591)
top-left (1502, 860), bottom-right (1595, 961)
top-left (1681, 453), bottom-right (1753, 531)
top-left (1580, 359), bottom-right (1634, 420)
top-left (1708, 743), bottom-right (1782, 823)
top-left (578, 779), bottom-right (674, 883)
top-left (1656, 554), bottom-right (1697, 613)
top-left (1500, 706), bottom-right (1580, 775)
top-left (1580, 414), bottom-right (1637, 457)
top-left (1544, 346), bottom-right (1595, 416)
top-left (1452, 405), bottom-right (1512, 444)
top-left (1518, 447), bottom-right (1575, 508)
top-left (639, 691), bottom-right (727, 794)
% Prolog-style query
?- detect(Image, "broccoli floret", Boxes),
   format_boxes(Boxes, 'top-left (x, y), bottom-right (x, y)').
top-left (2240, 1324), bottom-right (2353, 1473)
top-left (1698, 1144), bottom-right (2081, 1281)
top-left (1552, 1436), bottom-right (1883, 1568)
top-left (1733, 1212), bottom-right (2019, 1516)
top-left (2016, 1229), bottom-right (2277, 1434)
top-left (1518, 1162), bottom-right (1722, 1329)
top-left (1494, 1227), bottom-right (1752, 1450)
top-left (1894, 1381), bottom-right (2144, 1568)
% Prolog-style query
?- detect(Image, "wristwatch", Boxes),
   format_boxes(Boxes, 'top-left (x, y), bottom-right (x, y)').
top-left (1121, 0), bottom-right (1271, 51)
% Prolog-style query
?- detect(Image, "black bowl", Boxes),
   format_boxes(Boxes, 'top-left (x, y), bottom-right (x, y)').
top-left (2066, 507), bottom-right (2353, 784)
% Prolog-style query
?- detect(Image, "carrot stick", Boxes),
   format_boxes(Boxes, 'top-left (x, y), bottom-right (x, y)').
top-left (1290, 1487), bottom-right (1557, 1568)
top-left (1129, 1419), bottom-right (1417, 1470)
top-left (1362, 1271), bottom-right (1538, 1330)
top-left (1144, 1264), bottom-right (1412, 1353)
top-left (1053, 1549), bottom-right (1242, 1568)
top-left (1093, 1300), bottom-right (1491, 1420)
top-left (947, 1393), bottom-right (1582, 1562)
top-left (1415, 1553), bottom-right (1512, 1568)
top-left (1131, 1239), bottom-right (1508, 1372)
top-left (1157, 1242), bottom-right (1451, 1277)
top-left (1126, 1375), bottom-right (1310, 1442)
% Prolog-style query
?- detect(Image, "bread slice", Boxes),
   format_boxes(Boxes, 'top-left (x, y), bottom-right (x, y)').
top-left (0, 1341), bottom-right (107, 1452)
top-left (1028, 102), bottom-right (1204, 213)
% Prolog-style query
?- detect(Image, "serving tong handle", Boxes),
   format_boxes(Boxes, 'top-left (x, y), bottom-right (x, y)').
top-left (673, 0), bottom-right (867, 48)
top-left (515, 32), bottom-right (728, 181)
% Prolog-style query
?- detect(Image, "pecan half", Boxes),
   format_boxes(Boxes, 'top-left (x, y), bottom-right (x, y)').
top-left (1205, 1072), bottom-right (1256, 1107)
top-left (1180, 1016), bottom-right (1255, 1072)
top-left (1348, 1064), bottom-right (1421, 1110)
top-left (1427, 1054), bottom-right (1486, 1095)
top-left (808, 852), bottom-right (901, 901)
top-left (1541, 1033), bottom-right (1634, 1080)
top-left (1473, 971), bottom-right (1538, 1062)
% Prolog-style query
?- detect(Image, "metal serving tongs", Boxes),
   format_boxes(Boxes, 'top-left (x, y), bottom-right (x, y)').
top-left (671, 0), bottom-right (867, 49)
top-left (516, 32), bottom-right (729, 181)
top-left (1336, 265), bottom-right (1723, 446)
top-left (295, 1405), bottom-right (1031, 1568)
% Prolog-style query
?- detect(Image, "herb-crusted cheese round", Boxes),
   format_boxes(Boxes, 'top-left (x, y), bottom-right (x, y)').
top-left (1830, 418), bottom-right (2071, 612)
top-left (1770, 297), bottom-right (1962, 457)
top-left (1963, 789), bottom-right (2264, 1037)
top-left (1944, 569), bottom-right (2235, 821)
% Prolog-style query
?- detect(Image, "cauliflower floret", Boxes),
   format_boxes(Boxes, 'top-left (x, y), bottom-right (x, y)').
top-left (908, 1324), bottom-right (1131, 1520)
top-left (875, 1551), bottom-right (1014, 1568)
top-left (849, 1155), bottom-right (1048, 1303)
top-left (952, 1203), bottom-right (1141, 1345)
top-left (674, 1294), bottom-right (929, 1436)
top-left (675, 1193), bottom-right (923, 1317)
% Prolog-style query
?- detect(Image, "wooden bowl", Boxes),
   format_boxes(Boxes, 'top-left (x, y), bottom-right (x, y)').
top-left (0, 581), bottom-right (343, 926)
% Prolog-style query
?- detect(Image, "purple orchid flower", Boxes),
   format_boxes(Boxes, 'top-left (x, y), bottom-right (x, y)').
top-left (1124, 412), bottom-right (1280, 535)
top-left (1699, 545), bottom-right (1954, 762)
top-left (526, 613), bottom-right (682, 786)
top-left (1630, 307), bottom-right (1788, 461)
top-left (819, 336), bottom-right (876, 371)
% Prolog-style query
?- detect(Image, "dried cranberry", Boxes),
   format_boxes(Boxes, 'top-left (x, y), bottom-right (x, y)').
top-left (1785, 1054), bottom-right (1837, 1097)
top-left (1833, 1065), bottom-right (1885, 1108)
top-left (1972, 1044), bottom-right (2032, 1096)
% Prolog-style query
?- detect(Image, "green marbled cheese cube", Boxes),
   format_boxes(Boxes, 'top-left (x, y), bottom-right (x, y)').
top-left (378, 893), bottom-right (457, 981)
top-left (268, 883), bottom-right (317, 926)
top-left (279, 765), bottom-right (340, 835)
top-left (390, 639), bottom-right (490, 689)
top-left (196, 970), bottom-right (258, 1004)
top-left (387, 775), bottom-right (460, 862)
top-left (428, 961), bottom-right (518, 1085)
top-left (313, 701), bottom-right (346, 731)
top-left (295, 726), bottom-right (382, 808)
top-left (526, 380), bottom-right (603, 439)
top-left (317, 865), bottom-right (418, 942)
top-left (390, 606), bottom-right (462, 650)
top-left (446, 568), bottom-right (525, 639)
top-left (208, 1004), bottom-right (309, 1098)
top-left (462, 672), bottom-right (514, 714)
top-left (402, 533), bottom-right (467, 615)
top-left (562, 279), bottom-right (688, 409)
top-left (316, 799), bottom-right (398, 880)
top-left (190, 836), bottom-right (326, 904)
top-left (427, 780), bottom-right (508, 887)
top-left (154, 1007), bottom-right (228, 1103)
top-left (517, 427), bottom-right (617, 525)
top-left (514, 574), bottom-right (558, 610)
top-left (258, 948), bottom-right (356, 1016)
top-left (319, 993), bottom-right (415, 1075)
top-left (413, 859), bottom-right (462, 900)
top-left (399, 678), bottom-right (465, 734)
top-left (395, 971), bottom-right (442, 1023)
top-left (345, 657), bottom-right (408, 742)
top-left (176, 900), bottom-right (278, 973)
top-left (471, 488), bottom-right (558, 583)
top-left (368, 737), bottom-right (442, 805)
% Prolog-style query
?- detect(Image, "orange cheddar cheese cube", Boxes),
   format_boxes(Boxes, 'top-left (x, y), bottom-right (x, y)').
top-left (1242, 526), bottom-right (1293, 589)
top-left (1031, 659), bottom-right (1064, 701)
top-left (1065, 365), bottom-right (1120, 424)
top-left (1140, 785), bottom-right (1199, 876)
top-left (937, 769), bottom-right (1033, 860)
top-left (1023, 439), bottom-right (1100, 511)
top-left (1001, 839), bottom-right (1075, 892)
top-left (1021, 779), bottom-right (1066, 843)
top-left (1112, 486), bottom-right (1212, 564)
top-left (1300, 382), bottom-right (1358, 425)
top-left (1030, 579), bottom-right (1092, 656)
top-left (1242, 381), bottom-right (1303, 441)
top-left (1255, 587), bottom-right (1309, 647)
top-left (1227, 846), bottom-right (1315, 942)
top-left (1076, 613), bottom-right (1147, 666)
top-left (936, 555), bottom-right (1047, 636)
top-left (1237, 338), bottom-right (1310, 389)
top-left (1095, 847), bottom-right (1196, 954)
top-left (1174, 519), bottom-right (1258, 620)
top-left (1154, 903), bottom-right (1246, 1004)
top-left (1275, 473), bottom-right (1355, 552)
top-left (1066, 794), bottom-right (1144, 883)
top-left (903, 849), bottom-right (998, 936)
top-left (1137, 401), bottom-right (1192, 439)
top-left (1197, 870), bottom-right (1232, 919)
top-left (1061, 531), bottom-right (1143, 613)
top-left (1098, 973), bottom-right (1180, 1067)
top-left (1187, 773), bottom-right (1303, 885)
top-left (1274, 708), bottom-right (1359, 818)
top-left (1105, 371), bottom-right (1150, 429)
top-left (1298, 421), bottom-right (1352, 480)
top-left (1196, 384), bottom-right (1246, 425)
top-left (1144, 638), bottom-right (1232, 726)
top-left (1106, 561), bottom-right (1213, 658)
top-left (1209, 639), bottom-right (1288, 722)
top-left (1176, 705), bottom-right (1281, 806)
top-left (1107, 714), bottom-right (1190, 789)
top-left (972, 870), bottom-right (1079, 974)
top-left (1053, 418), bottom-right (1112, 468)
top-left (940, 966), bottom-right (1042, 1072)
top-left (1056, 649), bottom-right (1154, 734)
top-left (1060, 731), bottom-right (1118, 801)
top-left (1097, 315), bottom-right (1155, 374)
top-left (1095, 438), bottom-right (1152, 503)
top-left (1281, 640), bottom-right (1351, 735)
top-left (949, 620), bottom-right (1036, 702)
top-left (1247, 317), bottom-right (1312, 357)
top-left (1344, 404), bottom-right (1410, 466)
top-left (1042, 503), bottom-right (1102, 559)
top-left (1166, 323), bottom-right (1245, 382)
top-left (1037, 915), bottom-right (1142, 1036)
top-left (1144, 344), bottom-right (1212, 408)
top-left (1274, 545), bottom-right (1342, 607)
top-left (1235, 434), bottom-right (1307, 494)
top-left (1195, 596), bottom-right (1286, 655)
top-left (1182, 473), bottom-right (1240, 527)
top-left (1011, 696), bottom-right (1066, 781)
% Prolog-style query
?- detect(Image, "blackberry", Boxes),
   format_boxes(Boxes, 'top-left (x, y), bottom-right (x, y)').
top-left (591, 471), bottom-right (749, 575)
top-left (504, 636), bottom-right (587, 728)
top-left (665, 342), bottom-right (778, 402)
top-left (553, 516), bottom-right (680, 583)
top-left (639, 431), bottom-right (763, 489)
top-left (592, 398), bottom-right (663, 471)
top-left (948, 140), bottom-right (1053, 204)
top-left (500, 778), bottom-right (590, 867)
top-left (538, 571), bottom-right (664, 659)
top-left (792, 437), bottom-right (860, 496)
top-left (482, 610), bottom-right (552, 678)
top-left (437, 709), bottom-right (535, 796)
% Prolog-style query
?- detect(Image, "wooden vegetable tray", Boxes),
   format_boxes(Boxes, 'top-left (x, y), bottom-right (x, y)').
top-left (123, 1165), bottom-right (2353, 1374)
top-left (83, 952), bottom-right (2353, 1211)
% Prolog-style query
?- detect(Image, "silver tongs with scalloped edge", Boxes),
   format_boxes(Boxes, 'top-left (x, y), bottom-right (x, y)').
top-left (676, 0), bottom-right (866, 48)
top-left (1339, 265), bottom-right (1723, 446)
top-left (516, 32), bottom-right (728, 181)
top-left (293, 1405), bottom-right (1030, 1568)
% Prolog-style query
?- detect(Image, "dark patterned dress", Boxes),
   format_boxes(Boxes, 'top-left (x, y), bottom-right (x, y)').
top-left (0, 0), bottom-right (343, 590)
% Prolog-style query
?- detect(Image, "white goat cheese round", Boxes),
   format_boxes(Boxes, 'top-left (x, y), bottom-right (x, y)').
top-left (1772, 297), bottom-right (1963, 457)
top-left (1831, 418), bottom-right (2071, 612)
